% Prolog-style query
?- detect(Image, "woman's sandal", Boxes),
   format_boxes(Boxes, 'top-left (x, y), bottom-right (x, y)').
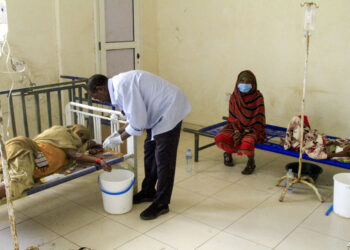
top-left (224, 152), bottom-right (234, 167)
top-left (241, 163), bottom-right (256, 175)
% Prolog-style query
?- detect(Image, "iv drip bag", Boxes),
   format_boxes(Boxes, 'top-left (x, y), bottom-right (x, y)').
top-left (304, 4), bottom-right (316, 35)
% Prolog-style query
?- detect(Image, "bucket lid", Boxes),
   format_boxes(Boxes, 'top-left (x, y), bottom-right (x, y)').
top-left (333, 173), bottom-right (350, 186)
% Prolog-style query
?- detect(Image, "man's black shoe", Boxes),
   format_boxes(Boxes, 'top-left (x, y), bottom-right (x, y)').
top-left (140, 202), bottom-right (169, 220)
top-left (133, 191), bottom-right (155, 204)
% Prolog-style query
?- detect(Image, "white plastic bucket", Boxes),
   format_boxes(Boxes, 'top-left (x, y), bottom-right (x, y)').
top-left (333, 173), bottom-right (350, 218)
top-left (99, 169), bottom-right (135, 214)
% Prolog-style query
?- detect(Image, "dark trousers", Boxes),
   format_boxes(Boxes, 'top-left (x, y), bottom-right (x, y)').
top-left (141, 121), bottom-right (182, 205)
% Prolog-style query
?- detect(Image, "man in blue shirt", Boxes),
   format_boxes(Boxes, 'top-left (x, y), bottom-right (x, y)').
top-left (87, 70), bottom-right (191, 220)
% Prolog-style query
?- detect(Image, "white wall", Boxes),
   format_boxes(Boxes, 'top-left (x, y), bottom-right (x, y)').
top-left (141, 0), bottom-right (159, 74)
top-left (3, 0), bottom-right (350, 138)
top-left (1, 0), bottom-right (97, 137)
top-left (58, 0), bottom-right (96, 77)
top-left (3, 0), bottom-right (58, 88)
top-left (142, 0), bottom-right (350, 138)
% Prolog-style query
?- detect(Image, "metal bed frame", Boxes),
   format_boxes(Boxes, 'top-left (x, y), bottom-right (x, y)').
top-left (184, 121), bottom-right (350, 170)
top-left (0, 76), bottom-right (90, 137)
top-left (0, 76), bottom-right (138, 199)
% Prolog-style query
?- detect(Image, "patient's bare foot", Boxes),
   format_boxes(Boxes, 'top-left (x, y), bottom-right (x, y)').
top-left (0, 183), bottom-right (6, 198)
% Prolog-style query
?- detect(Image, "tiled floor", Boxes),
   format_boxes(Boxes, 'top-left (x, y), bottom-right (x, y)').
top-left (0, 126), bottom-right (349, 250)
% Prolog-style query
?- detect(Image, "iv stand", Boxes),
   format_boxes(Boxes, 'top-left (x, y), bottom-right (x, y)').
top-left (276, 2), bottom-right (324, 202)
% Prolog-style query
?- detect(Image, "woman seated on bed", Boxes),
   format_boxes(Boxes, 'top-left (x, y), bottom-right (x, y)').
top-left (215, 70), bottom-right (266, 175)
top-left (0, 125), bottom-right (111, 199)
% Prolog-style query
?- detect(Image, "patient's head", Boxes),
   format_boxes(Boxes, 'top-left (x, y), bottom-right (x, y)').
top-left (68, 125), bottom-right (90, 143)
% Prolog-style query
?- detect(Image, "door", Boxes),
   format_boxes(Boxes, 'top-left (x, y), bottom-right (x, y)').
top-left (97, 0), bottom-right (141, 77)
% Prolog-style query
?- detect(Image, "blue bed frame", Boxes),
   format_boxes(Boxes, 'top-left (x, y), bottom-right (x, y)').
top-left (26, 155), bottom-right (130, 195)
top-left (183, 121), bottom-right (350, 170)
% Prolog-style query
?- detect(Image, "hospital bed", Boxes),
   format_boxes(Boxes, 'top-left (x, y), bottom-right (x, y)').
top-left (184, 121), bottom-right (350, 170)
top-left (0, 77), bottom-right (137, 200)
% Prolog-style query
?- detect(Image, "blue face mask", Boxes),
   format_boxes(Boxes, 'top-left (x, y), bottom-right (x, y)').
top-left (237, 83), bottom-right (252, 93)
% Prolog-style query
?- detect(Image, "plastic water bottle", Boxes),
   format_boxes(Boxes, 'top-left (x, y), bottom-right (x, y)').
top-left (185, 148), bottom-right (193, 173)
top-left (285, 169), bottom-right (294, 191)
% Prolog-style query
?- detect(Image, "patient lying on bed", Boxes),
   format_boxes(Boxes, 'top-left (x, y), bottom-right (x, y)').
top-left (282, 115), bottom-right (350, 162)
top-left (0, 125), bottom-right (111, 200)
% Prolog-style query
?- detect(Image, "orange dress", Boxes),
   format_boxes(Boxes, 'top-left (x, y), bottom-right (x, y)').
top-left (33, 142), bottom-right (69, 179)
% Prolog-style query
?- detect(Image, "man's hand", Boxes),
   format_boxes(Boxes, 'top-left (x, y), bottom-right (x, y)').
top-left (103, 131), bottom-right (123, 149)
top-left (100, 159), bottom-right (112, 172)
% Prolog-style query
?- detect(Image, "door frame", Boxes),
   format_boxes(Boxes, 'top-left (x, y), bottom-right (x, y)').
top-left (93, 0), bottom-right (142, 75)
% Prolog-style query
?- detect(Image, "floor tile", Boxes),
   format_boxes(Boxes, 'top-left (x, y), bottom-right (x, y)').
top-left (176, 173), bottom-right (232, 196)
top-left (65, 217), bottom-right (139, 250)
top-left (0, 219), bottom-right (58, 250)
top-left (33, 202), bottom-right (102, 235)
top-left (225, 190), bottom-right (323, 248)
top-left (73, 190), bottom-right (107, 216)
top-left (170, 186), bottom-right (205, 213)
top-left (174, 167), bottom-right (195, 184)
top-left (275, 227), bottom-right (348, 250)
top-left (200, 163), bottom-right (245, 183)
top-left (183, 197), bottom-right (247, 230)
top-left (234, 173), bottom-right (284, 194)
top-left (14, 189), bottom-right (71, 218)
top-left (197, 231), bottom-right (271, 250)
top-left (0, 205), bottom-right (28, 231)
top-left (117, 235), bottom-right (175, 250)
top-left (38, 237), bottom-right (79, 250)
top-left (213, 181), bottom-right (271, 210)
top-left (50, 180), bottom-right (100, 201)
top-left (108, 202), bottom-right (176, 233)
top-left (146, 215), bottom-right (219, 250)
top-left (301, 200), bottom-right (350, 241)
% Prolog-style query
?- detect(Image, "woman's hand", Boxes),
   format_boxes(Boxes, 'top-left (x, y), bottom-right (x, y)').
top-left (88, 145), bottom-right (104, 155)
top-left (100, 159), bottom-right (112, 172)
top-left (343, 145), bottom-right (350, 156)
top-left (327, 145), bottom-right (350, 159)
top-left (233, 130), bottom-right (241, 146)
top-left (87, 141), bottom-right (104, 155)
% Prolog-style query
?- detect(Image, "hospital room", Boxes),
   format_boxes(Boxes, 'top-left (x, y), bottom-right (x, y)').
top-left (0, 0), bottom-right (349, 249)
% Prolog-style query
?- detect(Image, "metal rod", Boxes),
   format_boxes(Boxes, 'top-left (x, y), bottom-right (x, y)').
top-left (58, 90), bottom-right (63, 125)
top-left (20, 92), bottom-right (29, 137)
top-left (34, 93), bottom-right (41, 133)
top-left (46, 92), bottom-right (52, 127)
top-left (198, 142), bottom-right (216, 151)
top-left (0, 79), bottom-right (87, 95)
top-left (15, 84), bottom-right (86, 96)
top-left (72, 84), bottom-right (76, 102)
top-left (78, 87), bottom-right (83, 104)
top-left (88, 95), bottom-right (93, 136)
top-left (8, 94), bottom-right (17, 137)
top-left (72, 85), bottom-right (77, 124)
top-left (195, 134), bottom-right (199, 162)
top-left (68, 89), bottom-right (72, 102)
